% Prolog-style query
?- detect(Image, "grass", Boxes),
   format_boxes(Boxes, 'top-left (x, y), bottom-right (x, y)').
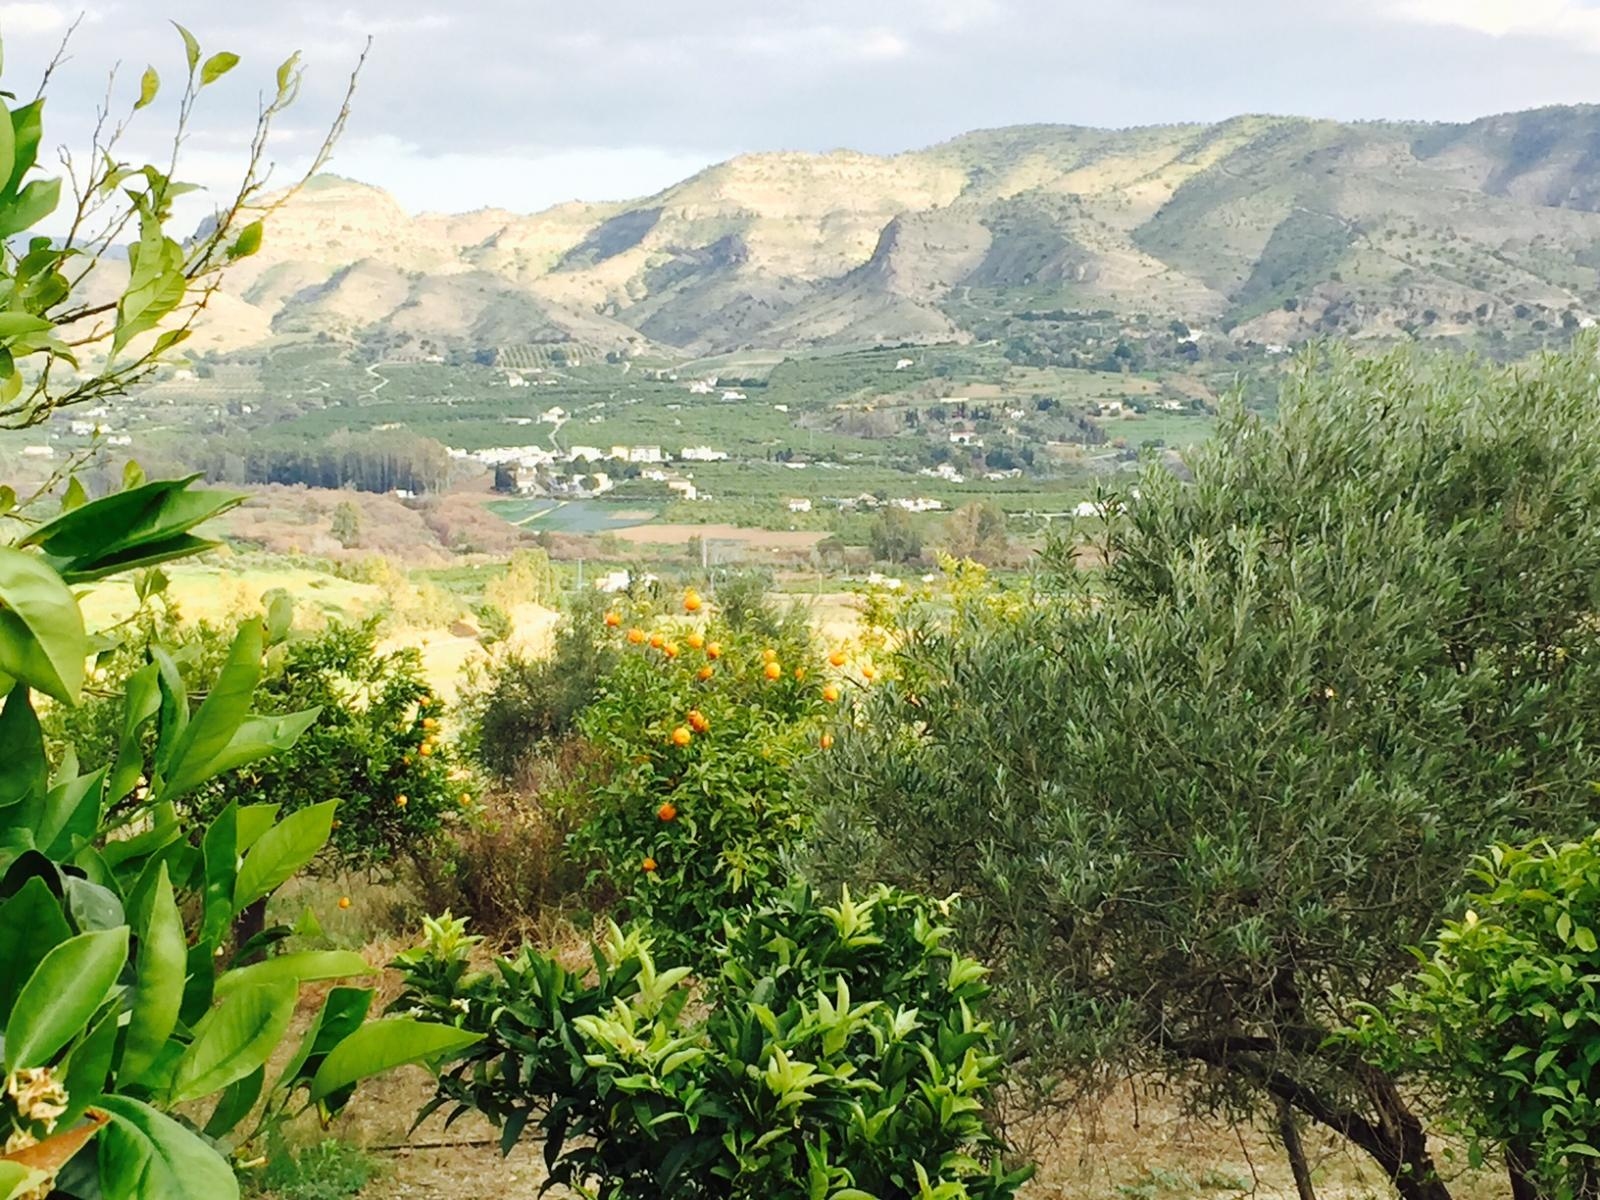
top-left (249, 1138), bottom-right (380, 1200)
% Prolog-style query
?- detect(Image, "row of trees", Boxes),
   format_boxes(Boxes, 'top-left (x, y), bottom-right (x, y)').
top-left (194, 430), bottom-right (454, 494)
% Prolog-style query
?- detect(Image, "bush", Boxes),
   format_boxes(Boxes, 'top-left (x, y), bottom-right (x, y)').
top-left (395, 886), bottom-right (1031, 1199)
top-left (1355, 833), bottom-right (1600, 1200)
top-left (564, 594), bottom-right (833, 965)
top-left (458, 590), bottom-right (619, 783)
top-left (809, 344), bottom-right (1600, 1200)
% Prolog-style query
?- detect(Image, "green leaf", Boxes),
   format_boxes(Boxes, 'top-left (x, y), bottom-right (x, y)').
top-left (61, 476), bottom-right (88, 512)
top-left (276, 52), bottom-right (301, 96)
top-left (160, 620), bottom-right (265, 798)
top-left (214, 950), bottom-right (374, 999)
top-left (6, 101), bottom-right (44, 196)
top-left (202, 1065), bottom-right (263, 1139)
top-left (97, 1094), bottom-right (239, 1200)
top-left (0, 177), bottom-right (61, 239)
top-left (107, 663), bottom-right (161, 805)
top-left (199, 803), bottom-right (238, 948)
top-left (121, 864), bottom-right (187, 1083)
top-left (0, 545), bottom-right (86, 703)
top-left (135, 66), bottom-right (160, 111)
top-left (59, 1001), bottom-right (120, 1122)
top-left (0, 683), bottom-right (47, 809)
top-left (21, 475), bottom-right (241, 572)
top-left (173, 23), bottom-right (201, 72)
top-left (4, 927), bottom-right (128, 1071)
top-left (308, 1019), bottom-right (483, 1102)
top-left (0, 1163), bottom-right (49, 1200)
top-left (278, 987), bottom-right (372, 1090)
top-left (0, 877), bottom-right (70, 1025)
top-left (233, 800), bottom-right (336, 910)
top-left (227, 219), bottom-right (263, 261)
top-left (0, 97), bottom-right (15, 197)
top-left (1576, 926), bottom-right (1597, 954)
top-left (235, 803), bottom-right (280, 853)
top-left (199, 52), bottom-right (239, 87)
top-left (0, 313), bottom-right (54, 340)
top-left (168, 980), bottom-right (296, 1104)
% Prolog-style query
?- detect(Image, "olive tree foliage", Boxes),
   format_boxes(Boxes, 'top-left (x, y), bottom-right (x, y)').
top-left (809, 344), bottom-right (1600, 1200)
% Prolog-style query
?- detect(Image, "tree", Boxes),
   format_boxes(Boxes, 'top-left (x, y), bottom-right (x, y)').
top-left (941, 501), bottom-right (1009, 566)
top-left (811, 344), bottom-right (1600, 1200)
top-left (0, 26), bottom-right (477, 1199)
top-left (868, 507), bottom-right (923, 565)
top-left (330, 499), bottom-right (362, 548)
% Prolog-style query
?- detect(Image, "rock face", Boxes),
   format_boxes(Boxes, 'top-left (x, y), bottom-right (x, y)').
top-left (201, 106), bottom-right (1600, 355)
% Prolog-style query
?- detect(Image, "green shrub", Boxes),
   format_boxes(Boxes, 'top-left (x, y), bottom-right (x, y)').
top-left (395, 886), bottom-right (1031, 1199)
top-left (1354, 833), bottom-right (1600, 1199)
top-left (458, 590), bottom-right (619, 783)
top-left (809, 344), bottom-right (1600, 1200)
top-left (250, 1138), bottom-right (377, 1200)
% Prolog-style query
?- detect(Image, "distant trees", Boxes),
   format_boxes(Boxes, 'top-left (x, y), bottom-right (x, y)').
top-left (868, 507), bottom-right (924, 565)
top-left (941, 501), bottom-right (1009, 565)
top-left (201, 429), bottom-right (453, 494)
top-left (331, 499), bottom-right (362, 547)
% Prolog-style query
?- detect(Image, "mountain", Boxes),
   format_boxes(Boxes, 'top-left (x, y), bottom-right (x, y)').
top-left (204, 106), bottom-right (1600, 358)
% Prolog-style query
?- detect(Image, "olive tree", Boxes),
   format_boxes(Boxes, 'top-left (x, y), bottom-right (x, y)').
top-left (810, 344), bottom-right (1600, 1200)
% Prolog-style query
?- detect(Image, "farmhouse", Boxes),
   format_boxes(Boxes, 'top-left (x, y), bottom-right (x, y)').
top-left (787, 498), bottom-right (813, 513)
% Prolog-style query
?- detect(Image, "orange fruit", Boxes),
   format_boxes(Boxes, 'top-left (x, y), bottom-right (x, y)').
top-left (459, 792), bottom-right (472, 806)
top-left (687, 632), bottom-right (705, 650)
top-left (684, 590), bottom-right (703, 613)
top-left (338, 896), bottom-right (351, 909)
top-left (820, 733), bottom-right (835, 750)
top-left (419, 743), bottom-right (433, 757)
top-left (822, 684), bottom-right (840, 703)
top-left (764, 661), bottom-right (782, 681)
top-left (688, 709), bottom-right (710, 733)
top-left (761, 648), bottom-right (777, 663)
top-left (861, 665), bottom-right (876, 682)
top-left (663, 643), bottom-right (680, 659)
top-left (697, 665), bottom-right (715, 681)
top-left (422, 717), bottom-right (438, 731)
top-left (657, 802), bottom-right (678, 822)
top-left (670, 725), bottom-right (693, 747)
top-left (649, 633), bottom-right (664, 649)
top-left (627, 627), bottom-right (646, 645)
top-left (707, 642), bottom-right (722, 659)
top-left (829, 651), bottom-right (847, 667)
top-left (396, 794), bottom-right (409, 808)
top-left (604, 611), bottom-right (622, 627)
top-left (794, 667), bottom-right (806, 681)
top-left (642, 856), bottom-right (657, 872)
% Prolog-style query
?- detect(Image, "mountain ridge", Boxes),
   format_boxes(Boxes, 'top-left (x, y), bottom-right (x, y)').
top-left (197, 105), bottom-right (1600, 359)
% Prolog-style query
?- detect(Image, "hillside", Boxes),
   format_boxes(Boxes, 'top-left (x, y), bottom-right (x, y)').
top-left (203, 106), bottom-right (1600, 358)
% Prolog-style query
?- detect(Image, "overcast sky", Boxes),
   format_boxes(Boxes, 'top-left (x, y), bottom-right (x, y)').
top-left (4, 0), bottom-right (1600, 223)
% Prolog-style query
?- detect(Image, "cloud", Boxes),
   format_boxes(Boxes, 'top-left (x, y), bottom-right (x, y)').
top-left (1375, 0), bottom-right (1600, 51)
top-left (0, 2), bottom-right (88, 36)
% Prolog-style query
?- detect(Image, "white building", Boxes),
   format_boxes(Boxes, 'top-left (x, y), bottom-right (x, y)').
top-left (681, 446), bottom-right (728, 462)
top-left (721, 389), bottom-right (747, 401)
top-left (667, 478), bottom-right (699, 501)
top-left (895, 358), bottom-right (914, 371)
top-left (21, 446), bottom-right (52, 458)
top-left (892, 497), bottom-right (944, 513)
top-left (568, 446), bottom-right (606, 463)
top-left (773, 404), bottom-right (789, 413)
top-left (688, 379), bottom-right (716, 395)
top-left (787, 498), bottom-right (813, 513)
top-left (505, 372), bottom-right (530, 388)
top-left (948, 431), bottom-right (984, 447)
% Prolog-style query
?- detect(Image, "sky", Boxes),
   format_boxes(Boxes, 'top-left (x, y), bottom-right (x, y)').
top-left (4, 0), bottom-right (1600, 224)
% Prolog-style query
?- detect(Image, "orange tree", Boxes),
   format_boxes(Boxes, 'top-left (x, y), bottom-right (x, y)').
top-left (565, 589), bottom-right (849, 964)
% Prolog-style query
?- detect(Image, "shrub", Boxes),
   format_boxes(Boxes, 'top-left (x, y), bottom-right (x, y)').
top-left (395, 886), bottom-right (1031, 1199)
top-left (809, 344), bottom-right (1600, 1200)
top-left (1354, 833), bottom-right (1600, 1200)
top-left (565, 595), bottom-right (832, 965)
top-left (458, 590), bottom-right (619, 783)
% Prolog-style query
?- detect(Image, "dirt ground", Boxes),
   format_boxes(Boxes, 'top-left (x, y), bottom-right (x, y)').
top-left (305, 1068), bottom-right (1494, 1200)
